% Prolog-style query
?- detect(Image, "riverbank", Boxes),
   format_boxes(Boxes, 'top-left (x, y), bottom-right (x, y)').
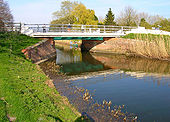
top-left (0, 32), bottom-right (81, 121)
top-left (90, 33), bottom-right (170, 61)
top-left (54, 34), bottom-right (170, 61)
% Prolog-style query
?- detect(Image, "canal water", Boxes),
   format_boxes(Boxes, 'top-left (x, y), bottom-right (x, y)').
top-left (42, 48), bottom-right (170, 122)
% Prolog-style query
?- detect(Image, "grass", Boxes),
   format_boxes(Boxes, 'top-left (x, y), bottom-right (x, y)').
top-left (0, 32), bottom-right (80, 121)
top-left (122, 33), bottom-right (170, 60)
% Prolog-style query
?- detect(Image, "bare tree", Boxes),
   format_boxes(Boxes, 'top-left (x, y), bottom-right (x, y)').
top-left (0, 0), bottom-right (13, 31)
top-left (136, 12), bottom-right (149, 25)
top-left (147, 15), bottom-right (163, 25)
top-left (137, 12), bottom-right (164, 25)
top-left (116, 6), bottom-right (138, 26)
top-left (98, 16), bottom-right (104, 24)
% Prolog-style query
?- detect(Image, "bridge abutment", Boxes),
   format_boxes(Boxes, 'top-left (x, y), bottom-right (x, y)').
top-left (38, 37), bottom-right (55, 49)
top-left (81, 37), bottom-right (113, 52)
top-left (22, 38), bottom-right (56, 64)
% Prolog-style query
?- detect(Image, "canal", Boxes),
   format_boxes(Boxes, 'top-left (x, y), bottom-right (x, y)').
top-left (40, 48), bottom-right (170, 122)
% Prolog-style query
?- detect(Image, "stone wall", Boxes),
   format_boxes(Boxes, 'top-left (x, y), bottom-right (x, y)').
top-left (22, 39), bottom-right (56, 64)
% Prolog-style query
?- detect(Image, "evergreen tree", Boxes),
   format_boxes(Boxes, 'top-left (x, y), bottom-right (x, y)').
top-left (105, 8), bottom-right (116, 25)
top-left (139, 18), bottom-right (152, 29)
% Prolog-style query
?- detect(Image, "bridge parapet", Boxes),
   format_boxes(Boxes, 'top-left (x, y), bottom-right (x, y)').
top-left (20, 24), bottom-right (136, 37)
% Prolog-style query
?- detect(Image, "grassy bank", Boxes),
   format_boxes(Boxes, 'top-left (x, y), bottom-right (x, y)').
top-left (122, 33), bottom-right (170, 60)
top-left (0, 32), bottom-right (80, 121)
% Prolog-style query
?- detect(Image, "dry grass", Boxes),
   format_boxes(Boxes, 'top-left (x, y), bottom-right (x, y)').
top-left (126, 34), bottom-right (170, 60)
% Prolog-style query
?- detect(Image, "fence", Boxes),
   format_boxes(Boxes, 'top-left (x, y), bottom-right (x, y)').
top-left (23, 24), bottom-right (136, 34)
top-left (0, 23), bottom-right (22, 32)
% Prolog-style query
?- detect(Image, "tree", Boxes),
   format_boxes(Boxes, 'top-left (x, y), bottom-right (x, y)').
top-left (51, 1), bottom-right (78, 24)
top-left (71, 3), bottom-right (98, 25)
top-left (98, 16), bottom-right (104, 25)
top-left (139, 18), bottom-right (152, 29)
top-left (104, 8), bottom-right (116, 25)
top-left (51, 1), bottom-right (98, 25)
top-left (0, 0), bottom-right (13, 31)
top-left (116, 6), bottom-right (137, 26)
top-left (148, 15), bottom-right (163, 25)
top-left (153, 18), bottom-right (170, 32)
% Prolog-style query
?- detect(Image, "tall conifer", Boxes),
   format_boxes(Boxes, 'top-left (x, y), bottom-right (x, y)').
top-left (105, 8), bottom-right (116, 25)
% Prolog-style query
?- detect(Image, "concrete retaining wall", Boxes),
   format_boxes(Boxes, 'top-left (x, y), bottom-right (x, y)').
top-left (22, 39), bottom-right (56, 64)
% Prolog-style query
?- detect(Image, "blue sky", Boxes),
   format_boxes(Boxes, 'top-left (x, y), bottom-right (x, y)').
top-left (7, 0), bottom-right (170, 24)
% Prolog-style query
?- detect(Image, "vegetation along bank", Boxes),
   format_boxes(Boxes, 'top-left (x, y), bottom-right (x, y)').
top-left (90, 33), bottom-right (170, 61)
top-left (0, 32), bottom-right (82, 121)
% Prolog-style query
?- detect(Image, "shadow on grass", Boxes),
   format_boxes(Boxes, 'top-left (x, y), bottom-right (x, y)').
top-left (0, 100), bottom-right (8, 121)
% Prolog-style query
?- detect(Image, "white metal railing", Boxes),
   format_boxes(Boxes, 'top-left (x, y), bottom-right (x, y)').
top-left (0, 23), bottom-right (22, 32)
top-left (22, 24), bottom-right (136, 34)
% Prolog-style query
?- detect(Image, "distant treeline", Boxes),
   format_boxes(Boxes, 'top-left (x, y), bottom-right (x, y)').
top-left (51, 1), bottom-right (170, 32)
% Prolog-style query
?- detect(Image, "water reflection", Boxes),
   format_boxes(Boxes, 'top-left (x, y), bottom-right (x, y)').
top-left (90, 53), bottom-right (170, 75)
top-left (56, 49), bottom-right (110, 75)
top-left (40, 48), bottom-right (170, 122)
top-left (56, 48), bottom-right (82, 64)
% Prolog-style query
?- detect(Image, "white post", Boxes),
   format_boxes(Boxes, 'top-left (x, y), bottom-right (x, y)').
top-left (121, 26), bottom-right (123, 33)
top-left (104, 26), bottom-right (106, 33)
top-left (89, 28), bottom-right (91, 33)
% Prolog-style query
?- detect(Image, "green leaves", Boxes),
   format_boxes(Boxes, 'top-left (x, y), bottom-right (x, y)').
top-left (51, 1), bottom-right (98, 25)
top-left (72, 3), bottom-right (98, 25)
top-left (105, 8), bottom-right (116, 25)
top-left (139, 18), bottom-right (152, 29)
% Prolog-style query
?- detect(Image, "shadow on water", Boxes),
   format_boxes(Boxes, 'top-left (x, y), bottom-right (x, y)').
top-left (54, 48), bottom-right (170, 77)
top-left (55, 48), bottom-right (110, 75)
top-left (39, 48), bottom-right (170, 122)
top-left (90, 53), bottom-right (170, 76)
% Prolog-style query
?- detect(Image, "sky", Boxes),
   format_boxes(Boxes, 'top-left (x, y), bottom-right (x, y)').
top-left (7, 0), bottom-right (170, 24)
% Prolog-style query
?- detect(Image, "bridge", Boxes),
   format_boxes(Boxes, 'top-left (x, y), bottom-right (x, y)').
top-left (20, 24), bottom-right (135, 39)
top-left (11, 23), bottom-right (135, 51)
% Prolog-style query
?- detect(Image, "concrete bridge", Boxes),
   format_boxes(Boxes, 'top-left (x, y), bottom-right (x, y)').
top-left (20, 24), bottom-right (135, 38)
top-left (17, 23), bottom-right (136, 51)
top-left (6, 23), bottom-right (170, 52)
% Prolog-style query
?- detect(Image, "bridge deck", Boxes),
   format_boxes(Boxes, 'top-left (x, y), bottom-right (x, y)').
top-left (32, 32), bottom-right (125, 38)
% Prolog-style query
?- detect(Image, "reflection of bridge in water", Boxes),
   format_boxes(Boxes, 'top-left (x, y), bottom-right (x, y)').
top-left (40, 49), bottom-right (170, 87)
top-left (66, 52), bottom-right (170, 87)
top-left (56, 49), bottom-right (82, 64)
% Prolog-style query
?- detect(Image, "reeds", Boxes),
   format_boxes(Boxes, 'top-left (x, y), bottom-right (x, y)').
top-left (127, 33), bottom-right (170, 60)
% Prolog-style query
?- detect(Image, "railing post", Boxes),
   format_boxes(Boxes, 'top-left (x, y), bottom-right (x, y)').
top-left (19, 22), bottom-right (22, 33)
top-left (89, 28), bottom-right (91, 33)
top-left (104, 26), bottom-right (106, 33)
top-left (37, 24), bottom-right (39, 32)
top-left (121, 26), bottom-right (123, 33)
